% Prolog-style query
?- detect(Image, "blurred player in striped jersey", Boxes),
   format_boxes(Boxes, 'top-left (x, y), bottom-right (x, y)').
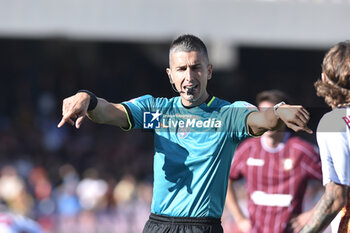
top-left (301, 41), bottom-right (350, 233)
top-left (226, 90), bottom-right (322, 233)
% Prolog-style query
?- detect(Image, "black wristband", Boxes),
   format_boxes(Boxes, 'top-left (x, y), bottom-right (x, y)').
top-left (77, 90), bottom-right (98, 111)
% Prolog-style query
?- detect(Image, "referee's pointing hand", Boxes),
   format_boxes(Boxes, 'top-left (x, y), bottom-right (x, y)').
top-left (57, 92), bottom-right (90, 129)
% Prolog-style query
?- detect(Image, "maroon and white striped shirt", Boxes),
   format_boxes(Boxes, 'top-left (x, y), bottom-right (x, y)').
top-left (229, 134), bottom-right (322, 233)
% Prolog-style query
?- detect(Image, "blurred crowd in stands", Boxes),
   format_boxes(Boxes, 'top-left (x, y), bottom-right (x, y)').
top-left (0, 163), bottom-right (153, 232)
top-left (0, 38), bottom-right (328, 232)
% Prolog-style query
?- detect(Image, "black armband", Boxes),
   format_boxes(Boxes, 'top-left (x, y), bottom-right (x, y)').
top-left (77, 90), bottom-right (98, 111)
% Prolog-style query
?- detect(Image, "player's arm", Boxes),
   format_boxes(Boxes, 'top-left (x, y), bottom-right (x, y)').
top-left (289, 206), bottom-right (317, 232)
top-left (247, 104), bottom-right (312, 136)
top-left (57, 91), bottom-right (129, 129)
top-left (226, 179), bottom-right (251, 233)
top-left (300, 181), bottom-right (348, 233)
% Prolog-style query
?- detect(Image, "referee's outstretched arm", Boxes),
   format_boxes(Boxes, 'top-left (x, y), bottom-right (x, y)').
top-left (58, 91), bottom-right (129, 129)
top-left (247, 103), bottom-right (312, 136)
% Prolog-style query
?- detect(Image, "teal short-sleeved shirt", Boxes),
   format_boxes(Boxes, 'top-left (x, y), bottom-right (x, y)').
top-left (123, 95), bottom-right (257, 218)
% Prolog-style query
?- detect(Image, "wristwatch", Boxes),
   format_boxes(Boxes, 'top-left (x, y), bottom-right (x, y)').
top-left (273, 101), bottom-right (286, 118)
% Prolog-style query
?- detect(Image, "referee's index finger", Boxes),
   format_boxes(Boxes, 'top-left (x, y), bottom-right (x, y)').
top-left (57, 111), bottom-right (74, 128)
top-left (57, 117), bottom-right (70, 128)
top-left (57, 118), bottom-right (67, 128)
top-left (295, 124), bottom-right (313, 134)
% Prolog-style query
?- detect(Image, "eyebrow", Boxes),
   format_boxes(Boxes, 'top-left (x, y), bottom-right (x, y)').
top-left (176, 62), bottom-right (202, 69)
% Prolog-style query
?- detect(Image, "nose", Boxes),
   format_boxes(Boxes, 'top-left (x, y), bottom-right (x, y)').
top-left (184, 67), bottom-right (194, 82)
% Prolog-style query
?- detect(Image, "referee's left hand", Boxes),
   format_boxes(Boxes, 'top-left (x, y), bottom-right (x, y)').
top-left (276, 104), bottom-right (313, 134)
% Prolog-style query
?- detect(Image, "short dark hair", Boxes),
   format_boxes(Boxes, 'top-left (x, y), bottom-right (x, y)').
top-left (169, 34), bottom-right (209, 63)
top-left (256, 89), bottom-right (290, 106)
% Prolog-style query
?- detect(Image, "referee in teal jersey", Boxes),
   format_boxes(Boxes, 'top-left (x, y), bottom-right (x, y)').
top-left (58, 34), bottom-right (312, 233)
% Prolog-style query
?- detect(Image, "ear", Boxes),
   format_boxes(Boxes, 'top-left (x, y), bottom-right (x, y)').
top-left (207, 64), bottom-right (213, 80)
top-left (166, 68), bottom-right (174, 84)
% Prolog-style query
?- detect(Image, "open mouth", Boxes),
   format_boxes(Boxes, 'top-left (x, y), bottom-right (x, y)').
top-left (184, 84), bottom-right (198, 95)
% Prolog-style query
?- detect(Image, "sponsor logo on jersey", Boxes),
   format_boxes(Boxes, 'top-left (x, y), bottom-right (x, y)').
top-left (143, 110), bottom-right (162, 129)
top-left (177, 126), bottom-right (190, 139)
top-left (161, 118), bottom-right (221, 128)
top-left (143, 110), bottom-right (222, 130)
top-left (251, 191), bottom-right (292, 207)
top-left (342, 115), bottom-right (350, 129)
top-left (246, 158), bottom-right (265, 166)
top-left (283, 158), bottom-right (294, 171)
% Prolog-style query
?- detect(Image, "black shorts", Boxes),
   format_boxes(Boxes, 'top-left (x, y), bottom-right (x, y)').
top-left (142, 213), bottom-right (223, 233)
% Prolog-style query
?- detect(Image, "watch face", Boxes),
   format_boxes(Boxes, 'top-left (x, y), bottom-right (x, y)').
top-left (273, 101), bottom-right (286, 117)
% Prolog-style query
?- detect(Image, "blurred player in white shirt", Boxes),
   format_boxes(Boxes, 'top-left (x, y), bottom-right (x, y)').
top-left (301, 41), bottom-right (350, 233)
